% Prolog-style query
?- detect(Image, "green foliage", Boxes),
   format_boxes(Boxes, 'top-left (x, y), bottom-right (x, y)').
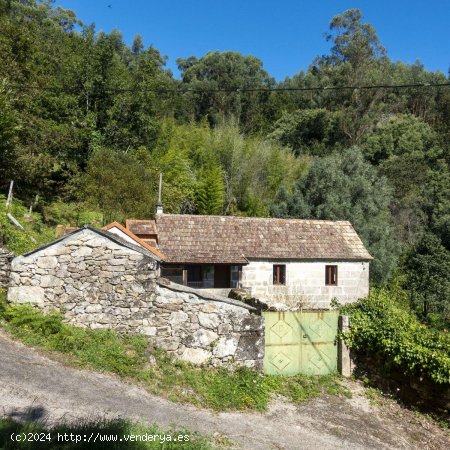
top-left (0, 81), bottom-right (20, 183)
top-left (0, 298), bottom-right (348, 411)
top-left (271, 148), bottom-right (399, 283)
top-left (341, 289), bottom-right (450, 384)
top-left (0, 195), bottom-right (54, 255)
top-left (0, 0), bottom-right (448, 293)
top-left (196, 165), bottom-right (225, 215)
top-left (0, 417), bottom-right (213, 449)
top-left (210, 121), bottom-right (307, 216)
top-left (79, 147), bottom-right (157, 222)
top-left (41, 201), bottom-right (103, 227)
top-left (363, 114), bottom-right (449, 244)
top-left (402, 233), bottom-right (450, 326)
top-left (0, 299), bottom-right (148, 378)
top-left (176, 51), bottom-right (274, 131)
top-left (269, 109), bottom-right (345, 156)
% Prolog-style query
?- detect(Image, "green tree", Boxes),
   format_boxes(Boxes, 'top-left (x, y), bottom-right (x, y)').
top-left (403, 233), bottom-right (450, 327)
top-left (268, 108), bottom-right (345, 156)
top-left (271, 148), bottom-right (398, 283)
top-left (196, 164), bottom-right (225, 215)
top-left (0, 82), bottom-right (20, 185)
top-left (177, 51), bottom-right (274, 131)
top-left (363, 114), bottom-right (449, 245)
top-left (80, 147), bottom-right (157, 222)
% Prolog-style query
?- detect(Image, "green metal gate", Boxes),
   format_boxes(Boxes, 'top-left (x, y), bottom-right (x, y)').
top-left (263, 310), bottom-right (339, 376)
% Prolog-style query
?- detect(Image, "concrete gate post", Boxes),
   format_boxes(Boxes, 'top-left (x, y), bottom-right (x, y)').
top-left (338, 315), bottom-right (352, 377)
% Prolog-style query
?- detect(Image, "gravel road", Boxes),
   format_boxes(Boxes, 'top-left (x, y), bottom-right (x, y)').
top-left (0, 330), bottom-right (447, 449)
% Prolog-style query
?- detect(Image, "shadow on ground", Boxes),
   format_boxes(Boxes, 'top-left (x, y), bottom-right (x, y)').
top-left (0, 406), bottom-right (212, 450)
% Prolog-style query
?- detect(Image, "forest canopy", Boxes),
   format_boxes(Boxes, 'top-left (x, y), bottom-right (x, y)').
top-left (0, 1), bottom-right (449, 323)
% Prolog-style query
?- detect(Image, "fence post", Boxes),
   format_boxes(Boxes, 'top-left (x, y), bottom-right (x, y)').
top-left (338, 315), bottom-right (351, 377)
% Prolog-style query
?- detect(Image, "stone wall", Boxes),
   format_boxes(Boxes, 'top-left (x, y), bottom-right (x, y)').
top-left (154, 280), bottom-right (263, 369)
top-left (241, 260), bottom-right (369, 309)
top-left (0, 247), bottom-right (13, 290)
top-left (8, 227), bottom-right (264, 369)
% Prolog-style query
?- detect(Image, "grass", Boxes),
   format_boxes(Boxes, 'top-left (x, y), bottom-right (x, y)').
top-left (0, 291), bottom-right (350, 412)
top-left (0, 417), bottom-right (214, 449)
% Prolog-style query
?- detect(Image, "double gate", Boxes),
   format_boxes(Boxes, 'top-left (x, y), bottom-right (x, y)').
top-left (263, 310), bottom-right (339, 376)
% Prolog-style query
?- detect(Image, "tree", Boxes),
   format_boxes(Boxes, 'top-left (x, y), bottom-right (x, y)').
top-left (403, 233), bottom-right (450, 326)
top-left (271, 148), bottom-right (398, 283)
top-left (80, 147), bottom-right (157, 222)
top-left (268, 108), bottom-right (345, 156)
top-left (196, 164), bottom-right (225, 215)
top-left (0, 83), bottom-right (20, 186)
top-left (176, 51), bottom-right (274, 131)
top-left (325, 9), bottom-right (386, 68)
top-left (363, 114), bottom-right (448, 244)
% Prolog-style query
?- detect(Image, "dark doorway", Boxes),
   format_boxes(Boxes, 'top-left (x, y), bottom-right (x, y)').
top-left (214, 265), bottom-right (231, 288)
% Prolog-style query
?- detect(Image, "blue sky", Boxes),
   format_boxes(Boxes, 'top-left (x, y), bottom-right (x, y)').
top-left (55, 0), bottom-right (449, 80)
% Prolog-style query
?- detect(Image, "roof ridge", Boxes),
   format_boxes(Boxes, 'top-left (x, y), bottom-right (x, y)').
top-left (155, 214), bottom-right (352, 224)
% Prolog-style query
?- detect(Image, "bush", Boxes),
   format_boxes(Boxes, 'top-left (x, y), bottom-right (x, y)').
top-left (0, 296), bottom-right (349, 411)
top-left (0, 195), bottom-right (54, 255)
top-left (341, 289), bottom-right (450, 384)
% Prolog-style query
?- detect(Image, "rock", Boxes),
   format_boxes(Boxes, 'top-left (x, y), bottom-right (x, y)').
top-left (168, 311), bottom-right (189, 325)
top-left (201, 303), bottom-right (219, 313)
top-left (187, 329), bottom-right (218, 348)
top-left (181, 348), bottom-right (210, 365)
top-left (72, 247), bottom-right (93, 257)
top-left (107, 259), bottom-right (128, 266)
top-left (141, 326), bottom-right (157, 336)
top-left (198, 312), bottom-right (220, 329)
top-left (233, 314), bottom-right (263, 331)
top-left (218, 323), bottom-right (233, 334)
top-left (85, 237), bottom-right (108, 248)
top-left (10, 272), bottom-right (20, 285)
top-left (40, 275), bottom-right (64, 288)
top-left (8, 286), bottom-right (45, 305)
top-left (214, 336), bottom-right (239, 358)
top-left (36, 256), bottom-right (58, 269)
top-left (155, 337), bottom-right (179, 351)
top-left (235, 333), bottom-right (264, 360)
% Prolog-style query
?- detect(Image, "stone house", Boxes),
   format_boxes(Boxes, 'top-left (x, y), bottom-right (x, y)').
top-left (7, 226), bottom-right (264, 368)
top-left (126, 214), bottom-right (372, 309)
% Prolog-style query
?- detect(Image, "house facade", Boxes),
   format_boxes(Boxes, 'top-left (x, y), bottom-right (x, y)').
top-left (126, 215), bottom-right (372, 309)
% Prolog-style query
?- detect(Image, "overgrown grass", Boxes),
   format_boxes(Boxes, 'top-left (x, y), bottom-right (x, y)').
top-left (0, 417), bottom-right (214, 449)
top-left (0, 291), bottom-right (349, 411)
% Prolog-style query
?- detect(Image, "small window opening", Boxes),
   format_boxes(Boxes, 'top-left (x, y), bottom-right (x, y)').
top-left (325, 265), bottom-right (338, 286)
top-left (273, 264), bottom-right (286, 285)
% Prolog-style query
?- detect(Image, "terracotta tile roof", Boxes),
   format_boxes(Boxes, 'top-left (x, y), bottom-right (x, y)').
top-left (151, 214), bottom-right (372, 264)
top-left (102, 221), bottom-right (165, 259)
top-left (126, 219), bottom-right (157, 235)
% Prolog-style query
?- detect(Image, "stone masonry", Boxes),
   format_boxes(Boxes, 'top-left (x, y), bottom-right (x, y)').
top-left (0, 246), bottom-right (13, 290)
top-left (154, 280), bottom-right (263, 368)
top-left (7, 227), bottom-right (264, 369)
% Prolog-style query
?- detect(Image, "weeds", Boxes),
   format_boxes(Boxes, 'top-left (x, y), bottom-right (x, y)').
top-left (0, 417), bottom-right (213, 449)
top-left (0, 292), bottom-right (349, 411)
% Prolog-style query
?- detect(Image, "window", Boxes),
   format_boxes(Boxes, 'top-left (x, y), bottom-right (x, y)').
top-left (273, 264), bottom-right (286, 285)
top-left (325, 265), bottom-right (338, 286)
top-left (230, 265), bottom-right (240, 288)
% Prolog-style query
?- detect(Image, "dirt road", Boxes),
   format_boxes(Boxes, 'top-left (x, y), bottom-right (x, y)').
top-left (0, 331), bottom-right (447, 449)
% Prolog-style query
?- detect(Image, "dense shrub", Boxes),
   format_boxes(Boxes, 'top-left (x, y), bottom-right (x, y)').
top-left (341, 289), bottom-right (450, 384)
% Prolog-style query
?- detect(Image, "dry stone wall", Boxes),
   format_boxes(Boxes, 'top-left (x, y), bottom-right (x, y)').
top-left (153, 280), bottom-right (263, 368)
top-left (0, 247), bottom-right (13, 290)
top-left (8, 228), bottom-right (264, 369)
